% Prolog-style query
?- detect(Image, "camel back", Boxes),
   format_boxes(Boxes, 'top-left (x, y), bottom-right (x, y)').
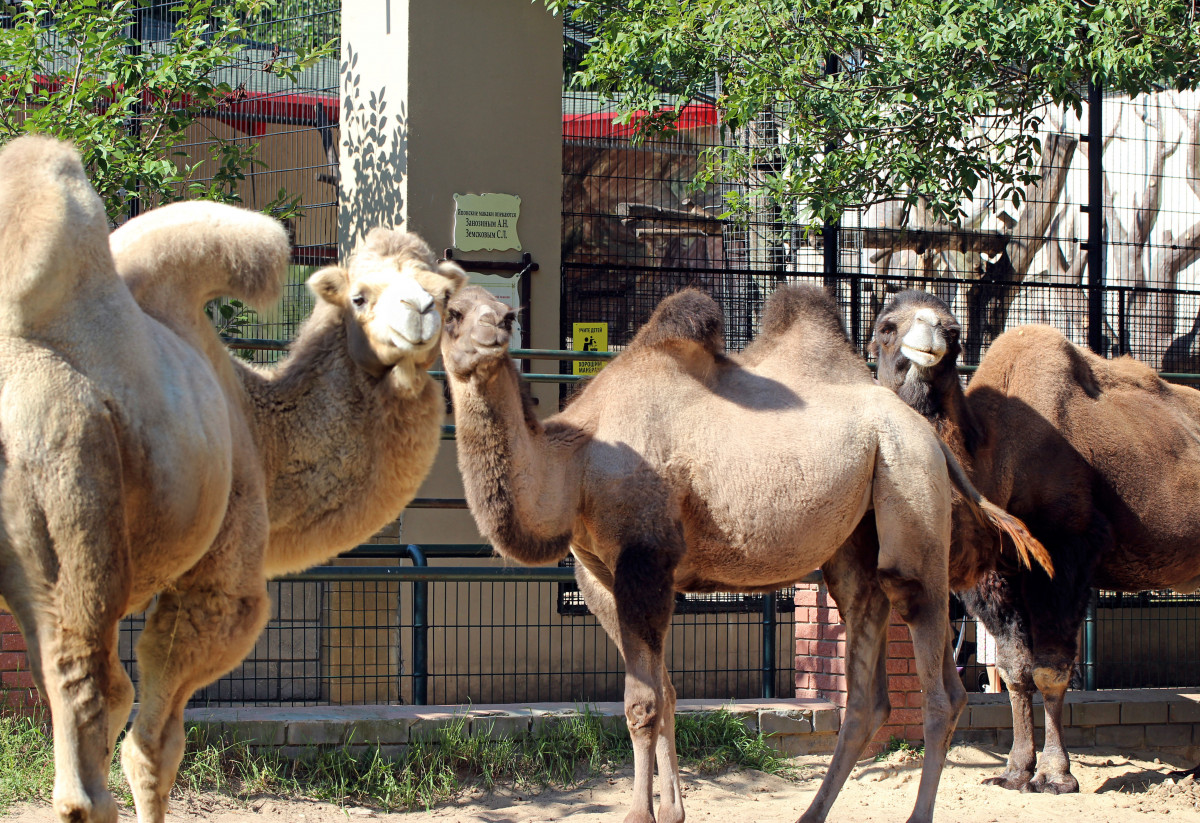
top-left (110, 201), bottom-right (288, 352)
top-left (0, 137), bottom-right (115, 333)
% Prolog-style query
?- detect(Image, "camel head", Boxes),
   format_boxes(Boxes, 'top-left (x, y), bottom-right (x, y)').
top-left (309, 227), bottom-right (466, 387)
top-left (871, 289), bottom-right (962, 398)
top-left (440, 285), bottom-right (518, 379)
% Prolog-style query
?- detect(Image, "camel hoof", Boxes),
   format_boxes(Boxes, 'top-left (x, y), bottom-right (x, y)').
top-left (1024, 772), bottom-right (1079, 795)
top-left (53, 792), bottom-right (117, 823)
top-left (656, 802), bottom-right (684, 823)
top-left (623, 811), bottom-right (656, 823)
top-left (981, 771), bottom-right (1032, 791)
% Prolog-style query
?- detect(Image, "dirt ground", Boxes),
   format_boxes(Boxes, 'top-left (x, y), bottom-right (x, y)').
top-left (6, 744), bottom-right (1200, 822)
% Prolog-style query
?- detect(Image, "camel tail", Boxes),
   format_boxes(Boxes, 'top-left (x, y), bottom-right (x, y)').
top-left (0, 137), bottom-right (114, 326)
top-left (938, 440), bottom-right (1055, 578)
top-left (110, 200), bottom-right (288, 336)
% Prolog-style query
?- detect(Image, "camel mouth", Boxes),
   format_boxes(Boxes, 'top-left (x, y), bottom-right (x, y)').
top-left (900, 344), bottom-right (942, 368)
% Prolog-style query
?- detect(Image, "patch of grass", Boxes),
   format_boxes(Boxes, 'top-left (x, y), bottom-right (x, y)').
top-left (874, 735), bottom-right (924, 762)
top-left (0, 713), bottom-right (54, 807)
top-left (0, 707), bottom-right (792, 813)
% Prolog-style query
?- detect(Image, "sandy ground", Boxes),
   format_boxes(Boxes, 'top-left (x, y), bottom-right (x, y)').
top-left (5, 745), bottom-right (1200, 822)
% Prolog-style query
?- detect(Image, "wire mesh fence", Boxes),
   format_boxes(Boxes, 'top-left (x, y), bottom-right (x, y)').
top-left (117, 570), bottom-right (796, 709)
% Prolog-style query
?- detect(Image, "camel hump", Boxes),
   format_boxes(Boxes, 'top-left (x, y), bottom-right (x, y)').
top-left (629, 288), bottom-right (725, 355)
top-left (0, 136), bottom-right (114, 328)
top-left (760, 284), bottom-right (848, 341)
top-left (112, 201), bottom-right (288, 318)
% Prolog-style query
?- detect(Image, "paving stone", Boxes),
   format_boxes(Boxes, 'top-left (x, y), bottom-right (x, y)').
top-left (1170, 699), bottom-right (1200, 724)
top-left (1071, 701), bottom-right (1120, 727)
top-left (768, 732), bottom-right (838, 756)
top-left (1095, 724), bottom-right (1146, 748)
top-left (1062, 725), bottom-right (1096, 749)
top-left (759, 709), bottom-right (814, 736)
top-left (470, 712), bottom-right (532, 740)
top-left (286, 718), bottom-right (347, 746)
top-left (813, 708), bottom-right (840, 733)
top-left (1145, 723), bottom-right (1191, 748)
top-left (1121, 701), bottom-right (1170, 726)
top-left (346, 717), bottom-right (415, 746)
top-left (968, 703), bottom-right (1014, 729)
top-left (221, 720), bottom-right (287, 747)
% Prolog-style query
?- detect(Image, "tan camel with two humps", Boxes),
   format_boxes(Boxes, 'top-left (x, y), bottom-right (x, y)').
top-left (0, 135), bottom-right (464, 823)
top-left (441, 283), bottom-right (1052, 823)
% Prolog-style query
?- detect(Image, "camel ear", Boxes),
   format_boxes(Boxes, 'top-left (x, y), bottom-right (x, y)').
top-left (308, 266), bottom-right (349, 308)
top-left (437, 259), bottom-right (468, 298)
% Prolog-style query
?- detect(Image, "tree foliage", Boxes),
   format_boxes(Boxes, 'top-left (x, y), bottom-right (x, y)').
top-left (549, 0), bottom-right (1200, 225)
top-left (0, 0), bottom-right (332, 223)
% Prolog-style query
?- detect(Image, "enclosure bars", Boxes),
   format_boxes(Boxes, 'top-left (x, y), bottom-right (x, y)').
top-left (1086, 78), bottom-right (1105, 357)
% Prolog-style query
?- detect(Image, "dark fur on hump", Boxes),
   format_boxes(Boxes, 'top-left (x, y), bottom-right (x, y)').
top-left (628, 288), bottom-right (725, 355)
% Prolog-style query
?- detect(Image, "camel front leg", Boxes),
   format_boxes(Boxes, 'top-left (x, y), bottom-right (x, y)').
top-left (576, 549), bottom-right (681, 823)
top-left (799, 529), bottom-right (893, 823)
top-left (121, 511), bottom-right (269, 823)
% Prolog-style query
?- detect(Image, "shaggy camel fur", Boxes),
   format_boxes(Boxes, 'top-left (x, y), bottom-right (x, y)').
top-left (114, 218), bottom-right (467, 576)
top-left (0, 136), bottom-right (283, 823)
top-left (441, 284), bottom-right (1050, 823)
top-left (872, 289), bottom-right (1200, 794)
top-left (0, 136), bottom-right (464, 823)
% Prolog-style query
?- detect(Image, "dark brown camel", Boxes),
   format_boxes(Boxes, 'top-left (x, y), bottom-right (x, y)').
top-left (872, 289), bottom-right (1200, 794)
top-left (442, 284), bottom-right (1050, 823)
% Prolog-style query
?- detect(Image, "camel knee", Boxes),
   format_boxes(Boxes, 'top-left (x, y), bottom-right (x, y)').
top-left (625, 695), bottom-right (663, 736)
top-left (877, 568), bottom-right (931, 623)
top-left (1033, 665), bottom-right (1071, 697)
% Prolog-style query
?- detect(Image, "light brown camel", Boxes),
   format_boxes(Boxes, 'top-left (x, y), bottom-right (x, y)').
top-left (872, 289), bottom-right (1200, 794)
top-left (0, 135), bottom-right (282, 823)
top-left (0, 136), bottom-right (464, 823)
top-left (113, 216), bottom-right (467, 576)
top-left (440, 284), bottom-right (1051, 823)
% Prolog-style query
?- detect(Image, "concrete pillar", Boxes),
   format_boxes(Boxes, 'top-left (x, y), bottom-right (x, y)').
top-left (332, 3), bottom-right (564, 701)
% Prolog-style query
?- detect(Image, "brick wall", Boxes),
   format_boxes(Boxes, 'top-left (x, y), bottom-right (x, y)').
top-left (0, 610), bottom-right (40, 712)
top-left (794, 584), bottom-right (923, 753)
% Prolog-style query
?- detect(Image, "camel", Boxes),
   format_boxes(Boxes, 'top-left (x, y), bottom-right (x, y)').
top-left (441, 284), bottom-right (1051, 823)
top-left (113, 215), bottom-right (467, 575)
top-left (871, 289), bottom-right (1200, 794)
top-left (0, 136), bottom-right (464, 823)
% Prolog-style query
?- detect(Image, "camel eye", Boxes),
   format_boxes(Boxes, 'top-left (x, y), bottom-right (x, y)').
top-left (878, 322), bottom-right (896, 338)
top-left (447, 308), bottom-right (462, 322)
top-left (501, 313), bottom-right (514, 331)
top-left (351, 293), bottom-right (367, 308)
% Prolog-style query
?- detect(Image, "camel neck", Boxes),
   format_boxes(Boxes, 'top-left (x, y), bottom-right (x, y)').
top-left (448, 357), bottom-right (576, 566)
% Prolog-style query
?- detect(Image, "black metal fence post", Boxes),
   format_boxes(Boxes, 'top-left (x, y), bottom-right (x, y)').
top-left (1087, 79), bottom-right (1105, 355)
top-left (761, 592), bottom-right (777, 698)
top-left (406, 544), bottom-right (429, 705)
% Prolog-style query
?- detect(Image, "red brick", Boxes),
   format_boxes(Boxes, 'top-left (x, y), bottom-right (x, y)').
top-left (906, 692), bottom-right (926, 708)
top-left (794, 623), bottom-right (826, 640)
top-left (794, 639), bottom-right (811, 656)
top-left (903, 724), bottom-right (926, 740)
top-left (0, 652), bottom-right (25, 671)
top-left (793, 590), bottom-right (819, 607)
top-left (887, 624), bottom-right (911, 641)
top-left (0, 614), bottom-right (17, 633)
top-left (888, 642), bottom-right (915, 658)
top-left (887, 707), bottom-right (923, 724)
top-left (3, 670), bottom-right (34, 689)
top-left (2, 634), bottom-right (26, 652)
top-left (812, 607), bottom-right (842, 623)
top-left (811, 640), bottom-right (844, 657)
top-left (885, 658), bottom-right (910, 674)
top-left (887, 675), bottom-right (923, 692)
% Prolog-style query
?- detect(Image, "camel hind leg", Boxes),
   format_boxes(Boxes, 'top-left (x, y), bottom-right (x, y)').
top-left (4, 435), bottom-right (135, 823)
top-left (798, 521), bottom-right (893, 823)
top-left (869, 432), bottom-right (966, 823)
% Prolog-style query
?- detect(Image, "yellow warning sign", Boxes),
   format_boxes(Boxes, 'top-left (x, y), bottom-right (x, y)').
top-left (572, 322), bottom-right (608, 376)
